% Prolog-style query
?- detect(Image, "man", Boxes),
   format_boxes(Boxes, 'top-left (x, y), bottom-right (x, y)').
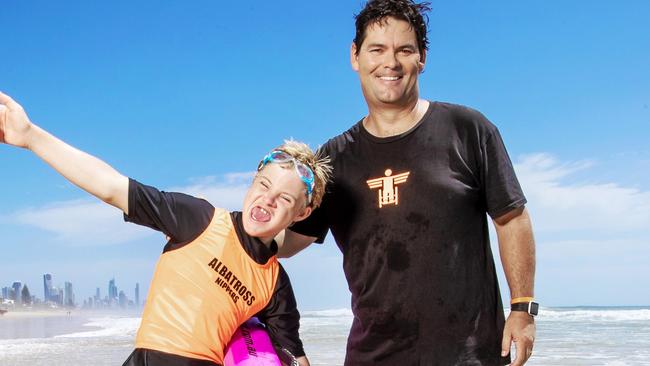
top-left (0, 91), bottom-right (332, 366)
top-left (278, 1), bottom-right (536, 365)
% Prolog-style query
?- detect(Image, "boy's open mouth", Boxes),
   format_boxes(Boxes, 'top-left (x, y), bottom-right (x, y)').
top-left (251, 206), bottom-right (271, 222)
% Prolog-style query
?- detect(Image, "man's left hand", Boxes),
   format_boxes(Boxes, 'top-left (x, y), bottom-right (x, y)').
top-left (501, 311), bottom-right (535, 365)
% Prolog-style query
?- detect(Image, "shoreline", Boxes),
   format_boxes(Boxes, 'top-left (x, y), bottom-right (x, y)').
top-left (0, 309), bottom-right (75, 319)
top-left (0, 307), bottom-right (143, 317)
top-left (0, 307), bottom-right (649, 366)
top-left (0, 310), bottom-right (140, 340)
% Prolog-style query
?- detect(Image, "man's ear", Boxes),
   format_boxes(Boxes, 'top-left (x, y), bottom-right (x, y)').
top-left (418, 49), bottom-right (427, 73)
top-left (350, 42), bottom-right (360, 72)
top-left (293, 206), bottom-right (313, 223)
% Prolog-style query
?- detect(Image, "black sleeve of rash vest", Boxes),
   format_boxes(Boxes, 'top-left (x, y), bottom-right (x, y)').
top-left (123, 178), bottom-right (214, 249)
top-left (255, 264), bottom-right (305, 359)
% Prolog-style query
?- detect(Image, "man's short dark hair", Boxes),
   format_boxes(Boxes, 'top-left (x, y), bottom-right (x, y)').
top-left (354, 0), bottom-right (431, 56)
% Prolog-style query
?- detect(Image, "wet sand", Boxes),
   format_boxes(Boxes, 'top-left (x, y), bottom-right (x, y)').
top-left (0, 310), bottom-right (99, 340)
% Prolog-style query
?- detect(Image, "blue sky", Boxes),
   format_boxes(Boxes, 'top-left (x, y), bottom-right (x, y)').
top-left (1, 1), bottom-right (649, 309)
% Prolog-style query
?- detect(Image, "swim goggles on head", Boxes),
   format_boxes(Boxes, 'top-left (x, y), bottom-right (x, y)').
top-left (258, 150), bottom-right (315, 204)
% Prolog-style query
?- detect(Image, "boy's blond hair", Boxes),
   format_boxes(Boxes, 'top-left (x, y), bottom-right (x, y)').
top-left (259, 140), bottom-right (332, 208)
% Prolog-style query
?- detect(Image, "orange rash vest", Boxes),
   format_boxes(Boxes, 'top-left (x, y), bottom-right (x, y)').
top-left (135, 207), bottom-right (280, 363)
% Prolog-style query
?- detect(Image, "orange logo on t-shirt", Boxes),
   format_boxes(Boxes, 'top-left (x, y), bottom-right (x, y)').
top-left (366, 169), bottom-right (410, 208)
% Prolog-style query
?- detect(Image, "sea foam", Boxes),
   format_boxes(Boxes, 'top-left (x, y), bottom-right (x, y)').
top-left (303, 308), bottom-right (353, 318)
top-left (535, 307), bottom-right (650, 322)
top-left (55, 317), bottom-right (140, 338)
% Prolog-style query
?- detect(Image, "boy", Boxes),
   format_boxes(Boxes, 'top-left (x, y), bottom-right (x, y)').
top-left (0, 92), bottom-right (331, 366)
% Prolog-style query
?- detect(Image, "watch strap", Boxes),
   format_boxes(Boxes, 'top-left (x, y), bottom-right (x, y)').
top-left (511, 301), bottom-right (539, 316)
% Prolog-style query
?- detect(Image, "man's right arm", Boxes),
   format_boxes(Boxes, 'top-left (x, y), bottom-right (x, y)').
top-left (275, 229), bottom-right (317, 258)
top-left (0, 92), bottom-right (129, 213)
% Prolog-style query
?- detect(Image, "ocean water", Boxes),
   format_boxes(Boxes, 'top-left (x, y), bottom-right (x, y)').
top-left (0, 307), bottom-right (649, 365)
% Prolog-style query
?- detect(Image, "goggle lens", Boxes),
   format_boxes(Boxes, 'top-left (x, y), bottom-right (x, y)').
top-left (295, 163), bottom-right (314, 181)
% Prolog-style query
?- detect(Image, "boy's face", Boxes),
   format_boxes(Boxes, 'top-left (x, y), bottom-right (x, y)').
top-left (242, 163), bottom-right (312, 244)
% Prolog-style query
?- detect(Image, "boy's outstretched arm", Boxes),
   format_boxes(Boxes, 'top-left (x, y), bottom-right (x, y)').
top-left (0, 92), bottom-right (129, 213)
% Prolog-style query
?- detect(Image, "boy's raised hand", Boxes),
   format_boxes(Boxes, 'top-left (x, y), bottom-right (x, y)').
top-left (0, 91), bottom-right (33, 148)
top-left (0, 91), bottom-right (129, 212)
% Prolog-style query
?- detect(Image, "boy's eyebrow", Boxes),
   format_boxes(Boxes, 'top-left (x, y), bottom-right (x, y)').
top-left (255, 173), bottom-right (271, 183)
top-left (256, 173), bottom-right (300, 201)
top-left (281, 191), bottom-right (299, 201)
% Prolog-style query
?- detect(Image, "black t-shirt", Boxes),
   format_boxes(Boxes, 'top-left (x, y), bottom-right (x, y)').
top-left (124, 179), bottom-right (304, 360)
top-left (290, 102), bottom-right (526, 365)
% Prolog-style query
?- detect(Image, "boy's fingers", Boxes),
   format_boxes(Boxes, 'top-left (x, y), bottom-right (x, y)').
top-left (0, 91), bottom-right (10, 104)
top-left (1, 103), bottom-right (7, 134)
top-left (0, 91), bottom-right (18, 108)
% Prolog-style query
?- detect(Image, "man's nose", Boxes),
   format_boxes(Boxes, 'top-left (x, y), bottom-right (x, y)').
top-left (383, 51), bottom-right (400, 69)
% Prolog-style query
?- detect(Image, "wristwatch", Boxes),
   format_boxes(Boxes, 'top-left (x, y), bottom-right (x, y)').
top-left (511, 301), bottom-right (539, 316)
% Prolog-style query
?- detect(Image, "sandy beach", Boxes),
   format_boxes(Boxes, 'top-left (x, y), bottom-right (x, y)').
top-left (0, 311), bottom-right (138, 365)
top-left (1, 309), bottom-right (74, 319)
top-left (0, 309), bottom-right (102, 340)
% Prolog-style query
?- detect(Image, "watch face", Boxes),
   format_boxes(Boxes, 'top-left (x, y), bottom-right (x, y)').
top-left (529, 302), bottom-right (539, 315)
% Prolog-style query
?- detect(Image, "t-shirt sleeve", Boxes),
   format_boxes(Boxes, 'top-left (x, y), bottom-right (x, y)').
top-left (482, 128), bottom-right (527, 218)
top-left (255, 265), bottom-right (305, 358)
top-left (287, 202), bottom-right (329, 243)
top-left (123, 178), bottom-right (215, 243)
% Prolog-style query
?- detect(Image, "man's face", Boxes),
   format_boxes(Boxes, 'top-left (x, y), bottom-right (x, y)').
top-left (242, 163), bottom-right (312, 244)
top-left (351, 17), bottom-right (426, 108)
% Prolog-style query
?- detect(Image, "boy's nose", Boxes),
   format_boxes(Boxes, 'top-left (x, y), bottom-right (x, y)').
top-left (262, 191), bottom-right (278, 207)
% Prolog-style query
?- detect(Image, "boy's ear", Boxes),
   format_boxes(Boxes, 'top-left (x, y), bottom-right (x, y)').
top-left (292, 206), bottom-right (312, 223)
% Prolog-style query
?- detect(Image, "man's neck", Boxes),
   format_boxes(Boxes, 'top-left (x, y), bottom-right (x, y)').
top-left (363, 99), bottom-right (429, 138)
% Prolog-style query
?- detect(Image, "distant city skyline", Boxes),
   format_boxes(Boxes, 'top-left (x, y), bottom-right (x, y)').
top-left (1, 273), bottom-right (141, 309)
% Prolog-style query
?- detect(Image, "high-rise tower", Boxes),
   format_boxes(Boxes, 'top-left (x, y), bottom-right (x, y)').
top-left (108, 278), bottom-right (118, 303)
top-left (11, 282), bottom-right (22, 304)
top-left (64, 282), bottom-right (75, 307)
top-left (43, 273), bottom-right (53, 302)
top-left (135, 283), bottom-right (140, 307)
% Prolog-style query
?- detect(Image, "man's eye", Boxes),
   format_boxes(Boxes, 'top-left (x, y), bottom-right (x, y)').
top-left (260, 181), bottom-right (269, 189)
top-left (281, 196), bottom-right (292, 203)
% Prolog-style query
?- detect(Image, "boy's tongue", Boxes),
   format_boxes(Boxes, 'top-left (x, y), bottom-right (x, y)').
top-left (251, 206), bottom-right (271, 222)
